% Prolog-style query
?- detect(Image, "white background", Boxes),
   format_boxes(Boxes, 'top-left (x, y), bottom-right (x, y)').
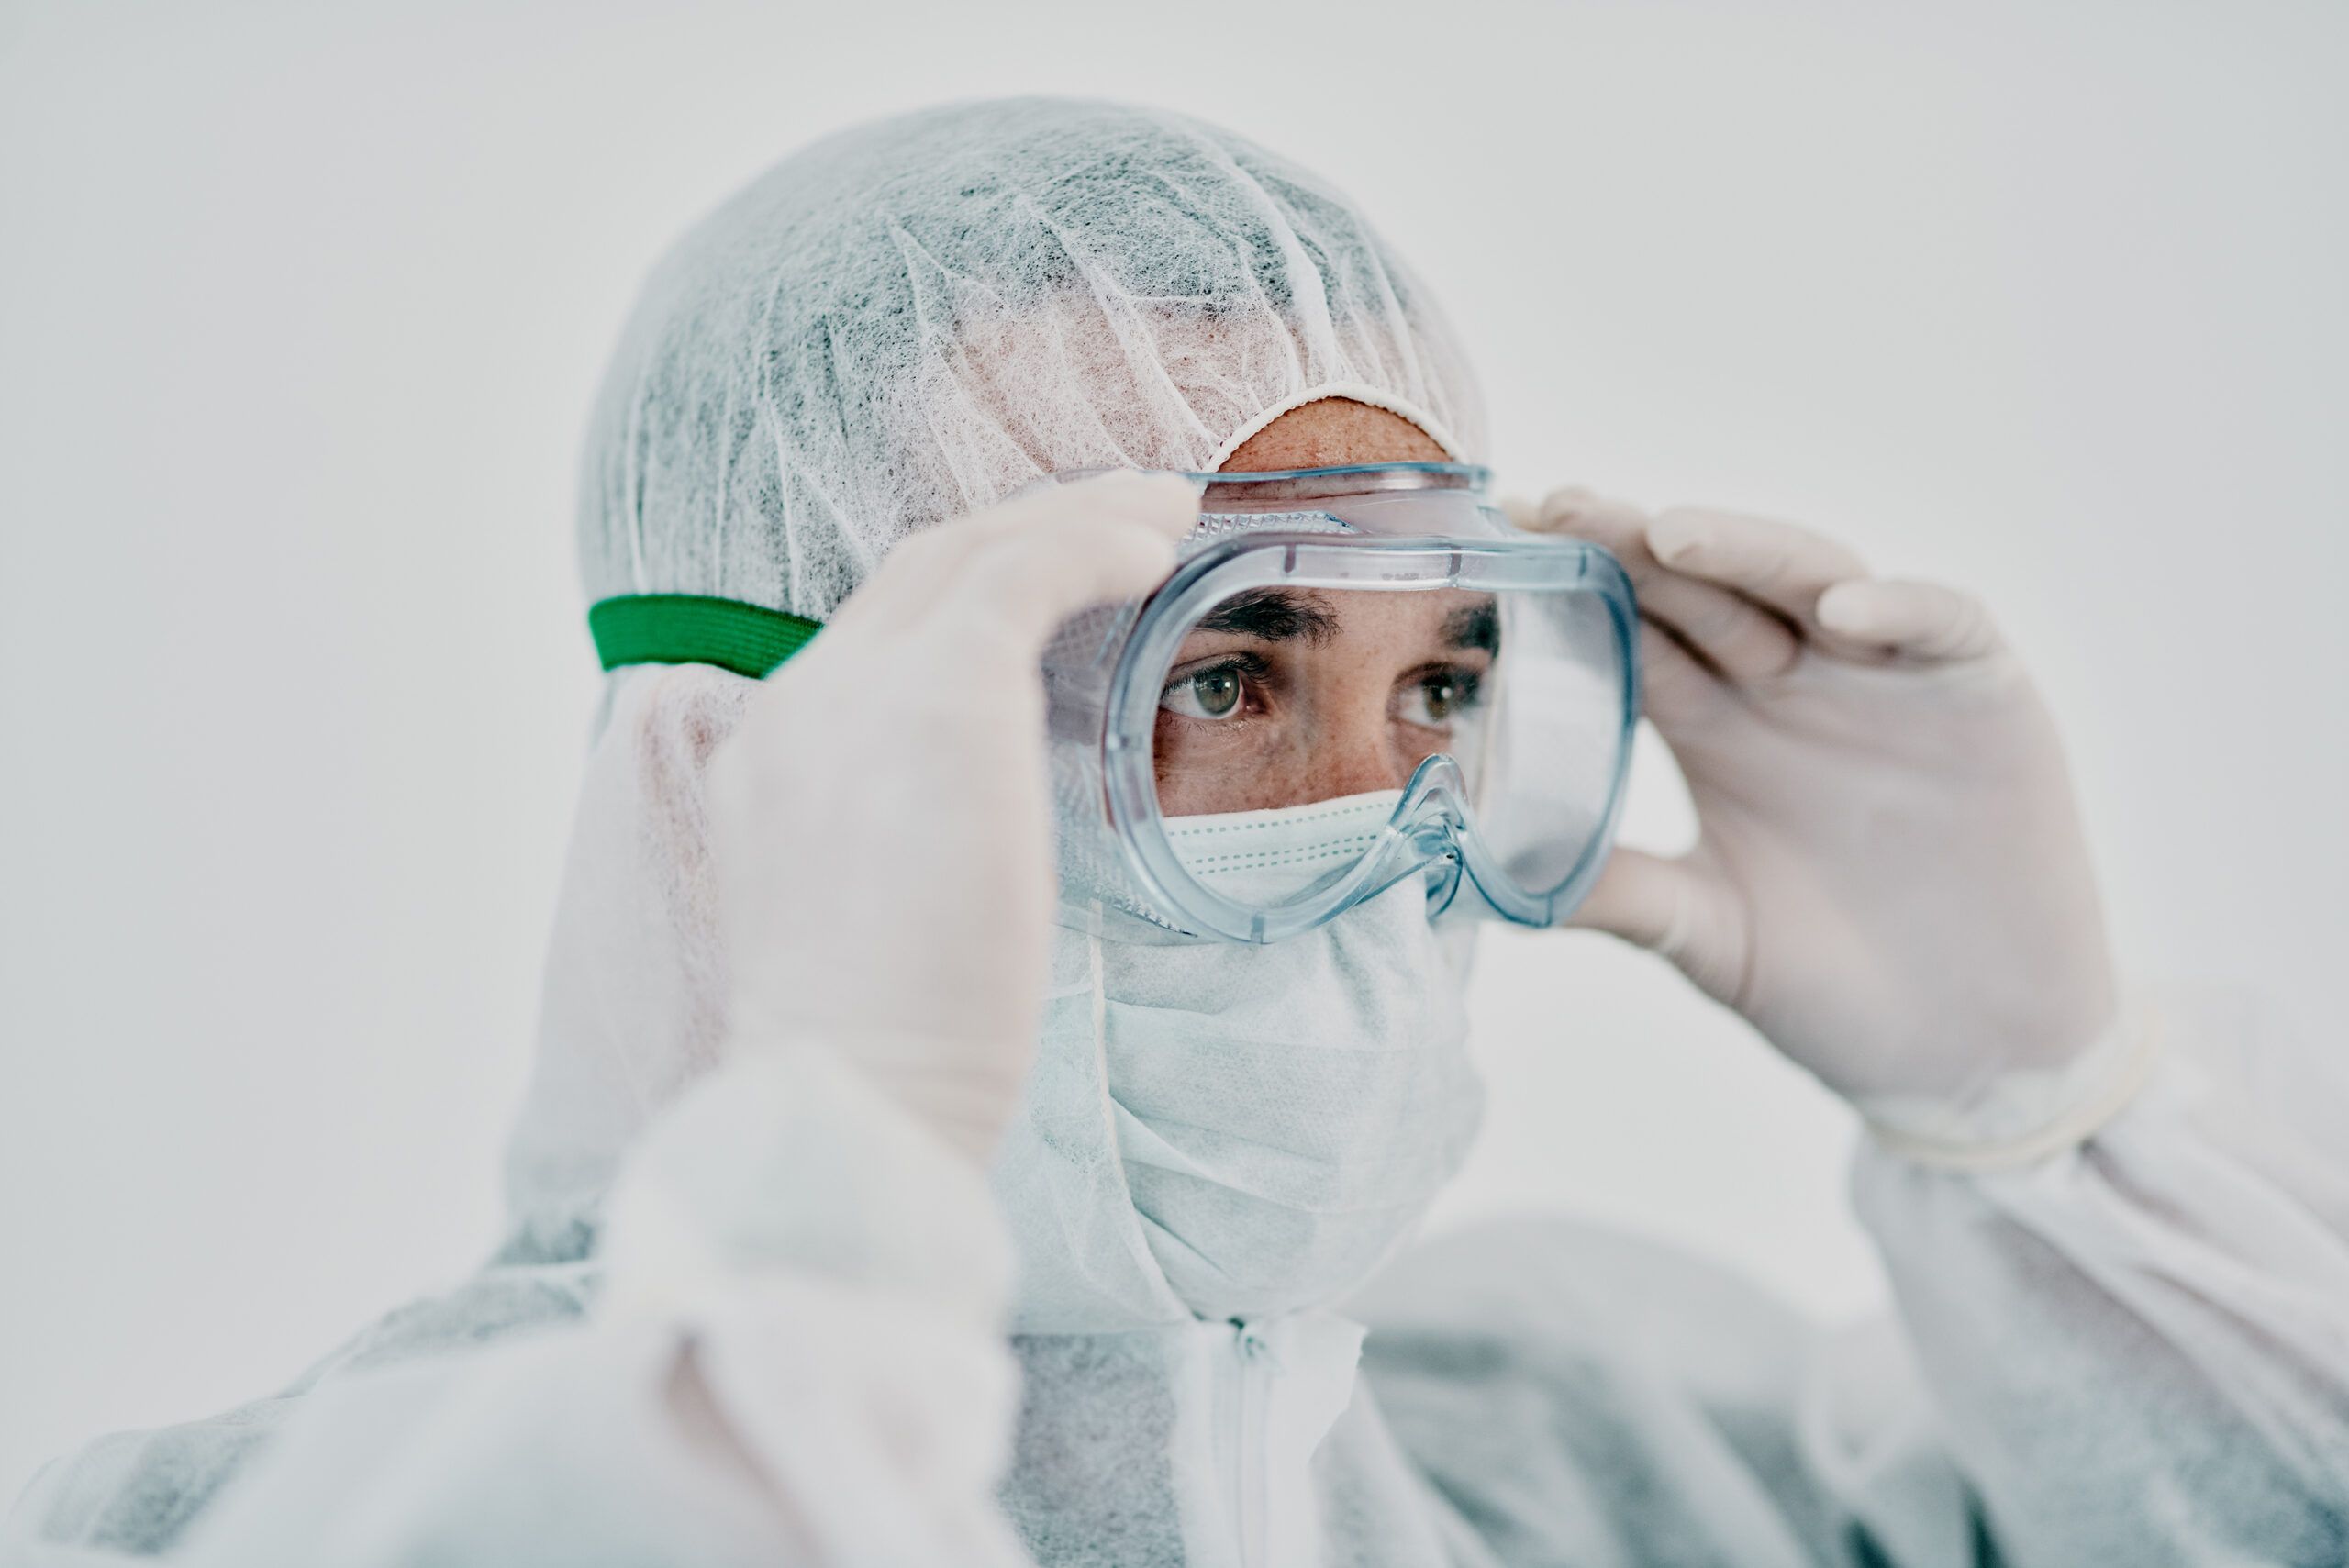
top-left (2, 0), bottom-right (2343, 1507)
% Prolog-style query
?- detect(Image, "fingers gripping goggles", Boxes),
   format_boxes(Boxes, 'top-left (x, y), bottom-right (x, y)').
top-left (588, 463), bottom-right (1640, 944)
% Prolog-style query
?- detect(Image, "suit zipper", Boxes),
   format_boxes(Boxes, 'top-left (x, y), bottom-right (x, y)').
top-left (1233, 1321), bottom-right (1270, 1568)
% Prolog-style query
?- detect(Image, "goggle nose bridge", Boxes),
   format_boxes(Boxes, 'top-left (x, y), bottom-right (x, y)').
top-left (1385, 752), bottom-right (1473, 917)
top-left (1381, 751), bottom-right (1567, 929)
top-left (1390, 751), bottom-right (1473, 860)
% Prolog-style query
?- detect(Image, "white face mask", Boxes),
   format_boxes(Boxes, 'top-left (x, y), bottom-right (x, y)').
top-left (993, 801), bottom-right (1484, 1332)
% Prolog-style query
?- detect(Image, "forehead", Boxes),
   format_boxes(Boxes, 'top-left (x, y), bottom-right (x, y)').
top-left (1217, 397), bottom-right (1453, 473)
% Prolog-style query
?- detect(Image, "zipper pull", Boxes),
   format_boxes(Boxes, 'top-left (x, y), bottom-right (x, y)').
top-left (1232, 1319), bottom-right (1284, 1373)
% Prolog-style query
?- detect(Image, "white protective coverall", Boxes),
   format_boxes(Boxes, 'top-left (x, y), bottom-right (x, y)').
top-left (7, 97), bottom-right (2347, 1568)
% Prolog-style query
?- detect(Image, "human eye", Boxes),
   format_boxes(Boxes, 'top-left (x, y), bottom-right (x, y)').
top-left (1393, 664), bottom-right (1485, 730)
top-left (1160, 655), bottom-right (1264, 722)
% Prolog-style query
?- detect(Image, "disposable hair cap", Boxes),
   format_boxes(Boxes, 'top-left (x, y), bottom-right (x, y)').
top-left (576, 96), bottom-right (1486, 624)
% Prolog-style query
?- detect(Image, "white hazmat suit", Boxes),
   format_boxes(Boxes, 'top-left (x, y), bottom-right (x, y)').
top-left (8, 97), bottom-right (2348, 1568)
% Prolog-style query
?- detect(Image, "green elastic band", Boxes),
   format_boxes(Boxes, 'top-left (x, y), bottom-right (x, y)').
top-left (587, 594), bottom-right (824, 679)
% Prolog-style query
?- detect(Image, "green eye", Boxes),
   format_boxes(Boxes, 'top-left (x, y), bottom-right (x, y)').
top-left (1155, 648), bottom-right (1268, 722)
top-left (1162, 663), bottom-right (1249, 721)
top-left (1193, 669), bottom-right (1241, 716)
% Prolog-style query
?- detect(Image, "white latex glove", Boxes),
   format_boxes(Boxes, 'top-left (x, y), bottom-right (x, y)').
top-left (1511, 488), bottom-right (2122, 1131)
top-left (706, 472), bottom-right (1197, 1164)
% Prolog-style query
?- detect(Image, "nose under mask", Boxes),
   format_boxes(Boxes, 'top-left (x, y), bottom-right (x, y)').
top-left (1167, 790), bottom-right (1408, 907)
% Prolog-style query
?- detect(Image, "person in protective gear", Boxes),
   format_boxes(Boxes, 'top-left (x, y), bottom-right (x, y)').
top-left (8, 96), bottom-right (2346, 1568)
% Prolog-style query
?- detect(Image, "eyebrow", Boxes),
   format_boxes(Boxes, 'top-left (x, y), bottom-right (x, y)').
top-left (1191, 589), bottom-right (1501, 652)
top-left (1442, 598), bottom-right (1501, 654)
top-left (1195, 588), bottom-right (1339, 645)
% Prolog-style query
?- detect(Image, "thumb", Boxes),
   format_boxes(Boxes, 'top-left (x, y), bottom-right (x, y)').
top-left (946, 471), bottom-right (1198, 660)
top-left (1568, 846), bottom-right (1748, 1005)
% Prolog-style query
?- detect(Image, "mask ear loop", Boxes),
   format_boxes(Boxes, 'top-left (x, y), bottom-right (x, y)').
top-left (1035, 901), bottom-right (1135, 1184)
top-left (1088, 909), bottom-right (1109, 1072)
top-left (1073, 902), bottom-right (1117, 1140)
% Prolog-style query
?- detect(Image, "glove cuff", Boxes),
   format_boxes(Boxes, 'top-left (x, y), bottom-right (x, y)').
top-left (1856, 1002), bottom-right (2165, 1173)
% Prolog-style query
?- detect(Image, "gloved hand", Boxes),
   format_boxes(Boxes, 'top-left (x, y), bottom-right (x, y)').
top-left (1511, 489), bottom-right (2121, 1129)
top-left (706, 472), bottom-right (1197, 1164)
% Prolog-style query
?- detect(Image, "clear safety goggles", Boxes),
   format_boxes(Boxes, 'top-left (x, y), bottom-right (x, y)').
top-left (1042, 463), bottom-right (1640, 943)
top-left (581, 462), bottom-right (1640, 947)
